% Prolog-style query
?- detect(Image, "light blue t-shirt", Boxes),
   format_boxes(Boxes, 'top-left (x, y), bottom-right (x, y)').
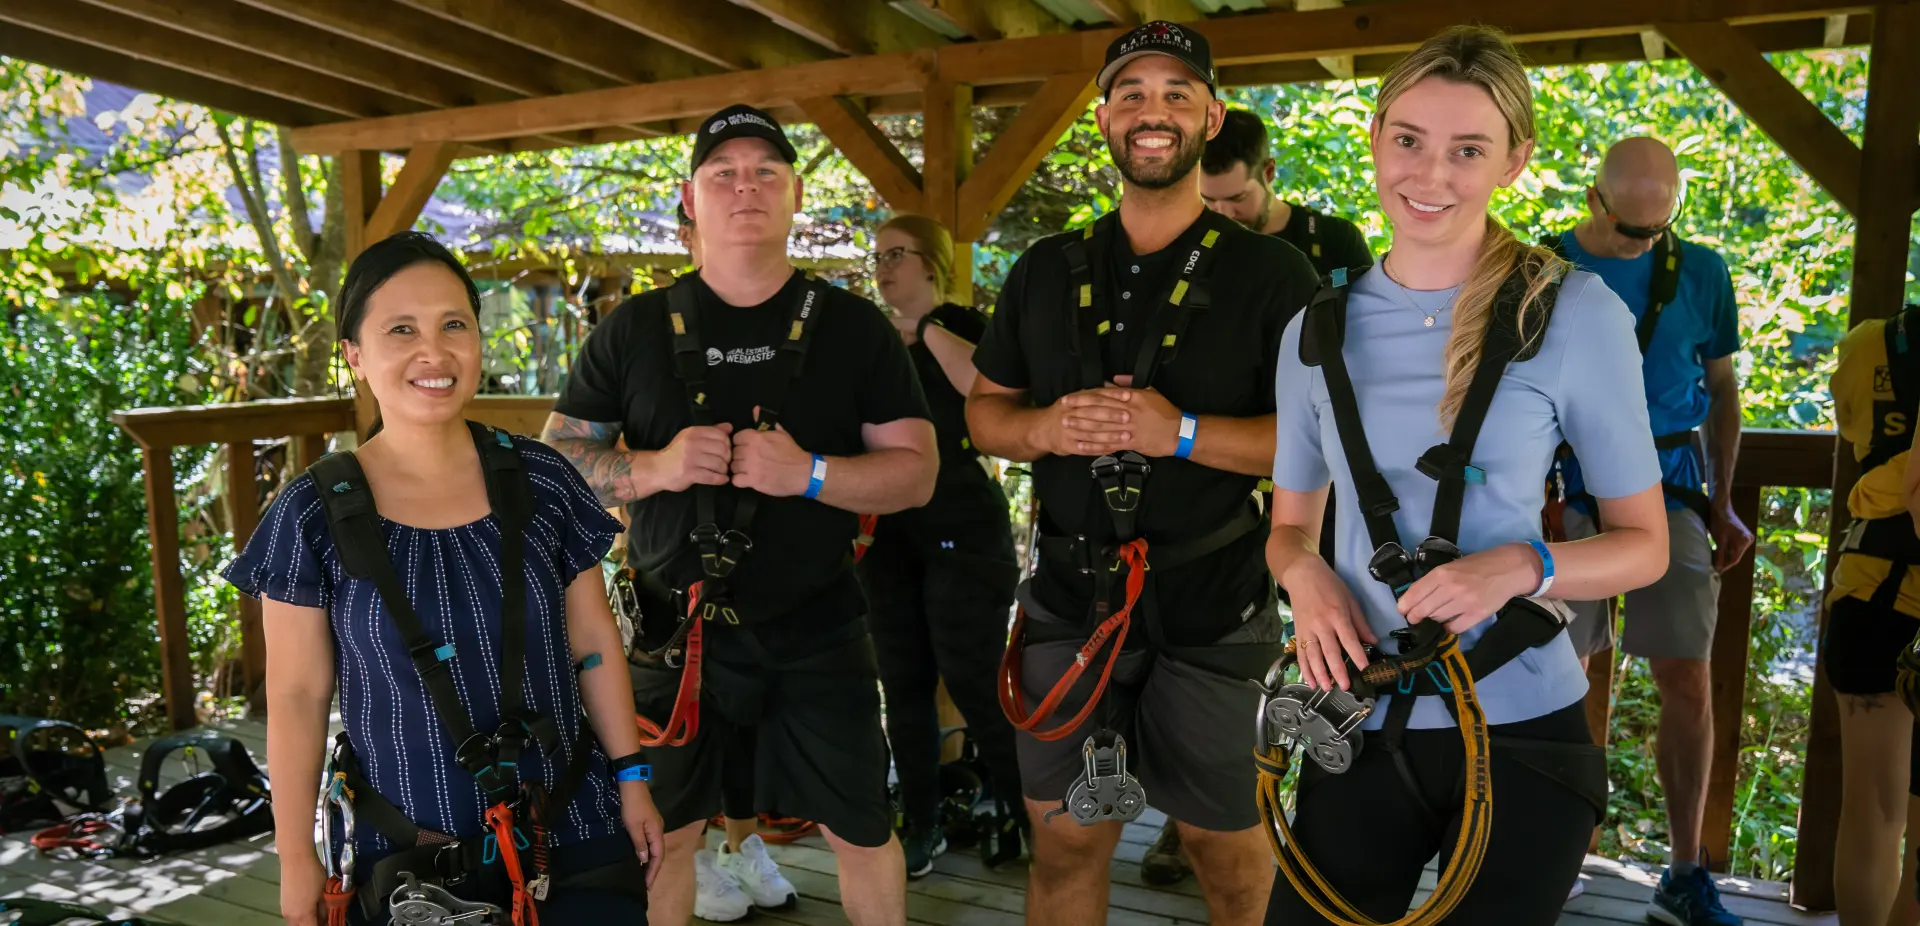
top-left (1271, 266), bottom-right (1662, 729)
top-left (1556, 230), bottom-right (1739, 511)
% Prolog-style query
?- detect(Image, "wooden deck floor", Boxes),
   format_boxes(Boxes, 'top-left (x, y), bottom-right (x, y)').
top-left (0, 718), bottom-right (1836, 925)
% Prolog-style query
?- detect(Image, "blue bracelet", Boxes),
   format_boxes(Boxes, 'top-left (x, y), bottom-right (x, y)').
top-left (614, 764), bottom-right (652, 783)
top-left (1525, 538), bottom-right (1555, 597)
top-left (1175, 413), bottom-right (1197, 459)
top-left (803, 453), bottom-right (826, 499)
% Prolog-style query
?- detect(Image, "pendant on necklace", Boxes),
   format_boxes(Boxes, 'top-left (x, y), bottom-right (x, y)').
top-left (1423, 316), bottom-right (1436, 327)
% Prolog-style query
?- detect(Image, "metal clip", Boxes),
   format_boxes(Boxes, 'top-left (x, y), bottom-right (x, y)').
top-left (608, 569), bottom-right (640, 657)
top-left (527, 873), bottom-right (551, 902)
top-left (1255, 671), bottom-right (1374, 775)
top-left (317, 762), bottom-right (356, 886)
top-left (1042, 733), bottom-right (1146, 826)
top-left (388, 872), bottom-right (506, 925)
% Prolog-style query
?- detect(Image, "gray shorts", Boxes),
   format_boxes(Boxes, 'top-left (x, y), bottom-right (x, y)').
top-left (1011, 584), bottom-right (1282, 832)
top-left (1563, 506), bottom-right (1720, 661)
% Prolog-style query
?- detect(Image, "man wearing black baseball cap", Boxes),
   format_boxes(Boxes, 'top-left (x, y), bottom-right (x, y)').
top-left (545, 103), bottom-right (936, 926)
top-left (968, 21), bottom-right (1318, 926)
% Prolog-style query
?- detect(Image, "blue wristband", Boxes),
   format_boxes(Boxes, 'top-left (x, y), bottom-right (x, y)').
top-left (803, 453), bottom-right (826, 499)
top-left (1525, 538), bottom-right (1555, 597)
top-left (614, 764), bottom-right (652, 783)
top-left (1175, 413), bottom-right (1197, 459)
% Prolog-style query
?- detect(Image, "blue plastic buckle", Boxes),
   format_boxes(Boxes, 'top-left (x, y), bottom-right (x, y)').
top-left (483, 833), bottom-right (497, 865)
top-left (495, 431), bottom-right (513, 449)
top-left (1426, 664), bottom-right (1452, 693)
top-left (1331, 267), bottom-right (1348, 287)
top-left (434, 644), bottom-right (456, 662)
top-left (1463, 465), bottom-right (1486, 485)
top-left (332, 481), bottom-right (352, 494)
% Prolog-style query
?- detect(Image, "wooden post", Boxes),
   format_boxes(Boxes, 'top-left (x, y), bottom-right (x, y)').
top-left (922, 77), bottom-right (974, 305)
top-left (340, 150), bottom-right (382, 263)
top-left (292, 433), bottom-right (329, 471)
top-left (953, 74), bottom-right (1096, 242)
top-left (139, 443), bottom-right (198, 731)
top-left (223, 441), bottom-right (266, 717)
top-left (1796, 3), bottom-right (1920, 909)
top-left (1702, 484), bottom-right (1761, 870)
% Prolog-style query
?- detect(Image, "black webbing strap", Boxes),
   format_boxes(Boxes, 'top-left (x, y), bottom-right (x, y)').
top-left (1037, 503), bottom-right (1262, 576)
top-left (1306, 274), bottom-right (1399, 554)
top-left (1062, 209), bottom-right (1235, 392)
top-left (1865, 306), bottom-right (1920, 473)
top-left (1304, 208), bottom-right (1322, 263)
top-left (665, 274), bottom-right (825, 606)
top-left (1639, 230), bottom-right (1684, 355)
top-left (310, 422), bottom-right (539, 807)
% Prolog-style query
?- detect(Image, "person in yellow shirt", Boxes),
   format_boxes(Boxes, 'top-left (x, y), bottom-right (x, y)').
top-left (1829, 303), bottom-right (1920, 925)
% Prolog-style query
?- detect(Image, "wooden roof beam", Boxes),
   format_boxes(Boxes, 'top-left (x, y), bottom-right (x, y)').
top-left (1658, 19), bottom-right (1863, 215)
top-left (954, 73), bottom-right (1097, 240)
top-left (730, 0), bottom-right (950, 56)
top-left (72, 0), bottom-right (517, 111)
top-left (364, 142), bottom-right (461, 246)
top-left (556, 0), bottom-right (832, 71)
top-left (1083, 0), bottom-right (1141, 24)
top-left (289, 51), bottom-right (937, 154)
top-left (392, 0), bottom-right (717, 86)
top-left (798, 96), bottom-right (924, 210)
top-left (0, 0), bottom-right (421, 119)
top-left (897, 0), bottom-right (1001, 40)
top-left (1295, 0), bottom-right (1355, 79)
top-left (229, 0), bottom-right (615, 98)
top-left (0, 25), bottom-right (337, 127)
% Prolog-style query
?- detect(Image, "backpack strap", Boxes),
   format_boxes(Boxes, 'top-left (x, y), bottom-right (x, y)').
top-left (1126, 208), bottom-right (1233, 390)
top-left (1637, 230), bottom-right (1684, 354)
top-left (1865, 304), bottom-right (1920, 473)
top-left (1063, 215), bottom-right (1116, 392)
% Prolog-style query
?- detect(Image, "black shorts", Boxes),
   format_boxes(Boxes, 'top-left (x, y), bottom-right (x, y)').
top-left (1824, 595), bottom-right (1920, 695)
top-left (1013, 585), bottom-right (1284, 832)
top-left (631, 615), bottom-right (894, 847)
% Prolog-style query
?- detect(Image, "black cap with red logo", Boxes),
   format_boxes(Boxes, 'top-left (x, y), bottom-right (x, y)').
top-left (1096, 21), bottom-right (1216, 96)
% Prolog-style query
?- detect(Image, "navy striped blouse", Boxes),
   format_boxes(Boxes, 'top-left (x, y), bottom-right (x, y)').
top-left (224, 437), bottom-right (628, 866)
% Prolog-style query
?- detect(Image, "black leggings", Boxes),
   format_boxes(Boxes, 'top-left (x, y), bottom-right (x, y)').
top-left (858, 538), bottom-right (1022, 832)
top-left (1264, 702), bottom-right (1603, 926)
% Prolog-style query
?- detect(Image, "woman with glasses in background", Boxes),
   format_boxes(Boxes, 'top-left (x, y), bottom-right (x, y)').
top-left (858, 215), bottom-right (1027, 877)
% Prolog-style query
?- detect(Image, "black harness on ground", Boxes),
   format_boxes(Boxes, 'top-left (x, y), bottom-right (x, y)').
top-left (1003, 210), bottom-right (1271, 826)
top-left (1541, 230), bottom-right (1711, 523)
top-left (0, 897), bottom-right (174, 926)
top-left (1842, 303), bottom-right (1920, 610)
top-left (0, 715), bottom-right (109, 834)
top-left (309, 422), bottom-right (588, 923)
top-left (1252, 261), bottom-right (1584, 925)
top-left (31, 731), bottom-right (271, 859)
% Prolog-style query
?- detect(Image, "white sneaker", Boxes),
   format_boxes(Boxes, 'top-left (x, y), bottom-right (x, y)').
top-left (718, 833), bottom-right (799, 909)
top-left (694, 848), bottom-right (754, 922)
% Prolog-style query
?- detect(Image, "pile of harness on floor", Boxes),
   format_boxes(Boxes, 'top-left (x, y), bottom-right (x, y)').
top-left (2, 716), bottom-right (273, 863)
top-left (0, 897), bottom-right (179, 926)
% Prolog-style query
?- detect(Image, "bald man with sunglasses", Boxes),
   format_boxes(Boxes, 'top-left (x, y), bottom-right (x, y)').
top-left (1544, 136), bottom-right (1752, 923)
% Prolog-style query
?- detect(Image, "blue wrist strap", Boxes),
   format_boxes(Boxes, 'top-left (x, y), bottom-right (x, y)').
top-left (614, 764), bottom-right (652, 782)
top-left (804, 454), bottom-right (826, 499)
top-left (1525, 538), bottom-right (1555, 597)
top-left (1175, 413), bottom-right (1197, 460)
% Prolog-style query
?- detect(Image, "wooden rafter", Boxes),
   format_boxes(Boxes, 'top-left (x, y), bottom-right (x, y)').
top-left (732, 0), bottom-right (949, 56)
top-left (289, 51), bottom-right (937, 153)
top-left (0, 0), bottom-right (419, 119)
top-left (1133, 0), bottom-right (1206, 22)
top-left (1083, 0), bottom-right (1141, 24)
top-left (74, 0), bottom-right (517, 111)
top-left (557, 0), bottom-right (831, 71)
top-left (393, 0), bottom-right (716, 86)
top-left (364, 142), bottom-right (460, 246)
top-left (1657, 19), bottom-right (1863, 215)
top-left (229, 0), bottom-right (613, 98)
top-left (340, 150), bottom-right (383, 261)
top-left (1295, 0), bottom-right (1356, 79)
top-left (903, 0), bottom-right (1002, 40)
top-left (0, 25), bottom-right (337, 127)
top-left (922, 78), bottom-right (975, 300)
top-left (797, 96), bottom-right (925, 210)
top-left (955, 73), bottom-right (1097, 241)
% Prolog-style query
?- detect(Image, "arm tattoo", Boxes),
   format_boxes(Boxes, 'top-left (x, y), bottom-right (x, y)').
top-left (541, 413), bottom-right (633, 508)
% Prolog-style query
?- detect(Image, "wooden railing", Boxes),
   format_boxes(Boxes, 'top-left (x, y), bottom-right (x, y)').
top-left (111, 403), bottom-right (1849, 905)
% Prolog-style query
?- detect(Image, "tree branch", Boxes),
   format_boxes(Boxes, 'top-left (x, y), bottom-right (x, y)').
top-left (276, 125), bottom-right (318, 266)
top-left (214, 119), bottom-right (305, 304)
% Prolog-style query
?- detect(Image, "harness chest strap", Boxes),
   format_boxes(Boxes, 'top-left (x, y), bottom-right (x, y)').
top-left (1062, 209), bottom-right (1232, 394)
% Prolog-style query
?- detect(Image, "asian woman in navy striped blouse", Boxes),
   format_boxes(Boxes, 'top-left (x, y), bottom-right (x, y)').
top-left (225, 233), bottom-right (662, 925)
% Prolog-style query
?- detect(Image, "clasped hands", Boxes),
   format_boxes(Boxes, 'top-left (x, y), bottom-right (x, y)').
top-left (1042, 374), bottom-right (1185, 458)
top-left (656, 406), bottom-right (814, 497)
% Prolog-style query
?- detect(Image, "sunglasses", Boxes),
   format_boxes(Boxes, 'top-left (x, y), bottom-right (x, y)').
top-left (870, 246), bottom-right (925, 269)
top-left (1593, 186), bottom-right (1682, 240)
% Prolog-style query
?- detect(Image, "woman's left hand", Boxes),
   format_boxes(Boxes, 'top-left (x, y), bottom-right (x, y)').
top-left (619, 780), bottom-right (666, 888)
top-left (1396, 542), bottom-right (1542, 634)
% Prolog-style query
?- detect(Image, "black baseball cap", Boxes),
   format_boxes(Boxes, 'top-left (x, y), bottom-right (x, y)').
top-left (690, 104), bottom-right (798, 172)
top-left (1096, 21), bottom-right (1215, 96)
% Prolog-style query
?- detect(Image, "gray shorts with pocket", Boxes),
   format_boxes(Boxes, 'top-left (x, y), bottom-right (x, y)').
top-left (1011, 582), bottom-right (1282, 832)
top-left (1562, 506), bottom-right (1720, 661)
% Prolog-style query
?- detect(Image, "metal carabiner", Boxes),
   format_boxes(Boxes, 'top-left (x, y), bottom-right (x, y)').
top-left (317, 767), bottom-right (356, 886)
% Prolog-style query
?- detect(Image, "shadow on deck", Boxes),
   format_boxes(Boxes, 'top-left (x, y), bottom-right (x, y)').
top-left (0, 718), bottom-right (1835, 925)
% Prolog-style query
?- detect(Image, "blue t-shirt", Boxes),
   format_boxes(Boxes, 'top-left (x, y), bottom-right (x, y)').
top-left (1556, 230), bottom-right (1739, 510)
top-left (1272, 266), bottom-right (1661, 728)
top-left (223, 437), bottom-right (627, 867)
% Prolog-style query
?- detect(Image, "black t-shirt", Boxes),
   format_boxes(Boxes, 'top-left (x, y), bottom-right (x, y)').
top-left (554, 270), bottom-right (930, 627)
top-left (974, 212), bottom-right (1319, 644)
top-left (1274, 204), bottom-right (1373, 279)
top-left (885, 304), bottom-right (1014, 558)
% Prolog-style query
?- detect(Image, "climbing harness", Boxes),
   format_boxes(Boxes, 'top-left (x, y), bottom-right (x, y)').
top-left (0, 898), bottom-right (173, 926)
top-left (1000, 210), bottom-right (1265, 826)
top-left (319, 741), bottom-right (358, 926)
top-left (0, 715), bottom-right (109, 834)
top-left (31, 731), bottom-right (271, 860)
top-left (388, 873), bottom-right (506, 925)
top-left (308, 422), bottom-right (590, 926)
top-left (1541, 230), bottom-right (1711, 523)
top-left (1252, 263), bottom-right (1572, 925)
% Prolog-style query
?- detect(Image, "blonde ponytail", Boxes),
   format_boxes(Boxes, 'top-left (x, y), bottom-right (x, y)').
top-left (1436, 218), bottom-right (1566, 426)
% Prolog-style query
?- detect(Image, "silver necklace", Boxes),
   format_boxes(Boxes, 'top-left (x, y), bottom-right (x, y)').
top-left (1381, 253), bottom-right (1452, 328)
